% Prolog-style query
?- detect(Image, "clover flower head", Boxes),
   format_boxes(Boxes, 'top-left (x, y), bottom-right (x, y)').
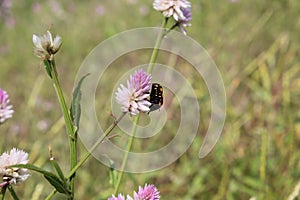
top-left (108, 194), bottom-right (126, 200)
top-left (178, 6), bottom-right (192, 35)
top-left (153, 0), bottom-right (191, 21)
top-left (0, 148), bottom-right (30, 186)
top-left (115, 69), bottom-right (152, 116)
top-left (108, 184), bottom-right (160, 200)
top-left (133, 184), bottom-right (160, 200)
top-left (0, 88), bottom-right (14, 124)
top-left (32, 30), bottom-right (62, 60)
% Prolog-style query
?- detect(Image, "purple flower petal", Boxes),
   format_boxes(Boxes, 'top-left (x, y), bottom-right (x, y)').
top-left (0, 88), bottom-right (14, 124)
top-left (116, 69), bottom-right (152, 116)
top-left (133, 184), bottom-right (160, 200)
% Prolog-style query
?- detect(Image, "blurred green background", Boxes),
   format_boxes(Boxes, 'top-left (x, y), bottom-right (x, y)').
top-left (1, 0), bottom-right (300, 199)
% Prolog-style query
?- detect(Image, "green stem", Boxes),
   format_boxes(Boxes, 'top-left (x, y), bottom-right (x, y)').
top-left (260, 129), bottom-right (267, 183)
top-left (259, 128), bottom-right (268, 199)
top-left (67, 113), bottom-right (126, 179)
top-left (45, 190), bottom-right (56, 200)
top-left (114, 115), bottom-right (140, 195)
top-left (0, 185), bottom-right (7, 200)
top-left (8, 186), bottom-right (19, 200)
top-left (49, 59), bottom-right (76, 197)
top-left (147, 18), bottom-right (168, 74)
top-left (113, 17), bottom-right (168, 196)
top-left (47, 113), bottom-right (125, 199)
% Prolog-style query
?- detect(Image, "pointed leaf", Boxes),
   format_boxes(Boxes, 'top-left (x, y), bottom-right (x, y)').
top-left (43, 60), bottom-right (52, 79)
top-left (11, 164), bottom-right (70, 195)
top-left (10, 163), bottom-right (51, 174)
top-left (8, 185), bottom-right (19, 200)
top-left (44, 174), bottom-right (70, 195)
top-left (70, 73), bottom-right (90, 128)
top-left (50, 158), bottom-right (67, 186)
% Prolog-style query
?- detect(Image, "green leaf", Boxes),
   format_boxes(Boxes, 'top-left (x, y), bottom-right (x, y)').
top-left (7, 185), bottom-right (19, 200)
top-left (44, 174), bottom-right (70, 195)
top-left (11, 164), bottom-right (71, 195)
top-left (43, 60), bottom-right (52, 79)
top-left (11, 164), bottom-right (56, 177)
top-left (50, 159), bottom-right (67, 186)
top-left (70, 73), bottom-right (90, 129)
top-left (0, 184), bottom-right (7, 200)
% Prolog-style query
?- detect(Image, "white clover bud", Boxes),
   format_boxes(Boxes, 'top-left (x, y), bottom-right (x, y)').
top-left (32, 30), bottom-right (62, 60)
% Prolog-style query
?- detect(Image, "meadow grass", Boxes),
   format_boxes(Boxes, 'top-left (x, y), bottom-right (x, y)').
top-left (0, 0), bottom-right (300, 199)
